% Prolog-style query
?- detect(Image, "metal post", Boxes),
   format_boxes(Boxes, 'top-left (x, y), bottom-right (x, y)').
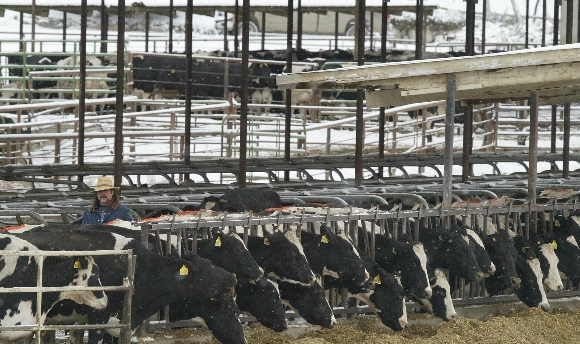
top-left (443, 74), bottom-right (456, 208)
top-left (415, 0), bottom-right (423, 60)
top-left (114, 0), bottom-right (126, 187)
top-left (169, 0), bottom-right (174, 53)
top-left (297, 0), bottom-right (303, 52)
top-left (100, 0), bottom-right (108, 53)
top-left (466, 0), bottom-right (476, 55)
top-left (184, 0), bottom-right (193, 170)
top-left (525, 0), bottom-right (530, 48)
top-left (239, 0), bottom-right (251, 188)
top-left (462, 102), bottom-right (473, 182)
top-left (62, 12), bottom-right (67, 52)
top-left (78, 0), bottom-right (87, 173)
top-left (529, 90), bottom-right (539, 233)
top-left (378, 0), bottom-right (389, 178)
top-left (355, 0), bottom-right (366, 186)
top-left (482, 0), bottom-right (487, 53)
top-left (284, 0), bottom-right (294, 182)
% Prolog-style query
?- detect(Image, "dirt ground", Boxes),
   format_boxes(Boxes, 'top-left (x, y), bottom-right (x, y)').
top-left (81, 306), bottom-right (580, 344)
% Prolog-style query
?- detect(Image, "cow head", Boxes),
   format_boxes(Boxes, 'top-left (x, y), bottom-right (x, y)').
top-left (59, 256), bottom-right (108, 310)
top-left (278, 277), bottom-right (336, 329)
top-left (415, 269), bottom-right (456, 321)
top-left (461, 227), bottom-right (496, 276)
top-left (541, 234), bottom-right (580, 284)
top-left (199, 195), bottom-right (226, 211)
top-left (373, 233), bottom-right (432, 300)
top-left (180, 253), bottom-right (238, 300)
top-left (353, 269), bottom-right (407, 331)
top-left (531, 236), bottom-right (563, 292)
top-left (310, 224), bottom-right (370, 292)
top-left (482, 230), bottom-right (520, 295)
top-left (197, 228), bottom-right (264, 282)
top-left (514, 255), bottom-right (550, 311)
top-left (235, 276), bottom-right (287, 332)
top-left (261, 228), bottom-right (316, 286)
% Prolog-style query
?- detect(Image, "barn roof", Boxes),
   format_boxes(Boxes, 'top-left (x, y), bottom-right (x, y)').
top-left (0, 0), bottom-right (439, 17)
top-left (276, 43), bottom-right (580, 107)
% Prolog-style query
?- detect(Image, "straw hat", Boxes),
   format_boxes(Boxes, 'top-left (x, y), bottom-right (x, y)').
top-left (93, 176), bottom-right (120, 192)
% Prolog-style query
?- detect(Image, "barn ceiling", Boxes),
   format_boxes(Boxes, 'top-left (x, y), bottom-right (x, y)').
top-left (276, 43), bottom-right (580, 107)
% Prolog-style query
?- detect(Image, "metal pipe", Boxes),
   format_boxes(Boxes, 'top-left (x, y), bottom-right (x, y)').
top-left (443, 74), bottom-right (456, 208)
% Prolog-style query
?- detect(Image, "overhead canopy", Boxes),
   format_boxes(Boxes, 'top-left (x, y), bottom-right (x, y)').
top-left (0, 0), bottom-right (439, 17)
top-left (276, 44), bottom-right (580, 107)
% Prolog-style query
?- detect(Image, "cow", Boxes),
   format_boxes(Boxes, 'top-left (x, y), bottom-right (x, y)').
top-left (512, 235), bottom-right (550, 311)
top-left (246, 228), bottom-right (316, 286)
top-left (413, 269), bottom-right (456, 321)
top-left (196, 228), bottom-right (264, 282)
top-left (481, 229), bottom-right (521, 296)
top-left (235, 276), bottom-right (287, 332)
top-left (277, 277), bottom-right (336, 329)
top-left (55, 56), bottom-right (110, 105)
top-left (529, 235), bottom-right (564, 292)
top-left (249, 62), bottom-right (276, 115)
top-left (539, 233), bottom-right (580, 285)
top-left (199, 188), bottom-right (282, 213)
top-left (0, 234), bottom-right (107, 344)
top-left (458, 225), bottom-right (496, 276)
top-left (370, 232), bottom-right (432, 300)
top-left (0, 80), bottom-right (23, 104)
top-left (300, 223), bottom-right (370, 294)
top-left (168, 291), bottom-right (246, 344)
top-left (5, 55), bottom-right (59, 100)
top-left (417, 226), bottom-right (485, 283)
top-left (323, 247), bottom-right (408, 331)
top-left (12, 226), bottom-right (237, 344)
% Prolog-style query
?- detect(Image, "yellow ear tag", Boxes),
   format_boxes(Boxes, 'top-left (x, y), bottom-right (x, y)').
top-left (180, 264), bottom-right (189, 276)
top-left (521, 247), bottom-right (527, 253)
top-left (264, 237), bottom-right (270, 246)
top-left (74, 259), bottom-right (81, 269)
top-left (374, 274), bottom-right (382, 285)
top-left (171, 68), bottom-right (176, 74)
top-left (250, 279), bottom-right (256, 285)
top-left (438, 235), bottom-right (444, 241)
top-left (392, 248), bottom-right (397, 254)
top-left (537, 241), bottom-right (541, 245)
top-left (555, 219), bottom-right (561, 227)
top-left (321, 235), bottom-right (329, 244)
top-left (552, 240), bottom-right (558, 250)
top-left (211, 295), bottom-right (216, 300)
top-left (215, 237), bottom-right (222, 247)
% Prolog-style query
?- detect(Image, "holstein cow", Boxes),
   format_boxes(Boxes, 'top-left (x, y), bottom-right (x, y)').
top-left (300, 223), bottom-right (370, 294)
top-left (370, 232), bottom-right (432, 300)
top-left (13, 226), bottom-right (237, 344)
top-left (56, 56), bottom-right (110, 103)
top-left (277, 277), bottom-right (336, 329)
top-left (481, 228), bottom-right (521, 296)
top-left (196, 228), bottom-right (264, 282)
top-left (457, 225), bottom-right (496, 276)
top-left (324, 247), bottom-right (408, 331)
top-left (539, 233), bottom-right (580, 285)
top-left (414, 269), bottom-right (456, 321)
top-left (512, 235), bottom-right (550, 311)
top-left (168, 291), bottom-right (246, 344)
top-left (529, 235), bottom-right (564, 292)
top-left (0, 234), bottom-right (108, 344)
top-left (246, 228), bottom-right (316, 286)
top-left (235, 276), bottom-right (287, 332)
top-left (199, 188), bottom-right (282, 213)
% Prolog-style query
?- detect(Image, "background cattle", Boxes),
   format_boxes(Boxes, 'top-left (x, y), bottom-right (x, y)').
top-left (199, 188), bottom-right (282, 213)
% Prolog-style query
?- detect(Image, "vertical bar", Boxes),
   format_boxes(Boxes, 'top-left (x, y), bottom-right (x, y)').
top-left (529, 90), bottom-right (539, 235)
top-left (145, 12), bottom-right (150, 52)
top-left (261, 12), bottom-right (266, 51)
top-left (355, 0), bottom-right (366, 186)
top-left (234, 0), bottom-right (239, 56)
top-left (551, 105), bottom-right (557, 152)
top-left (78, 0), bottom-right (87, 174)
top-left (466, 0), bottom-right (476, 55)
top-left (169, 0), bottom-right (174, 53)
top-left (184, 0), bottom-right (193, 169)
top-left (415, 0), bottom-right (423, 60)
top-left (35, 255), bottom-right (44, 344)
top-left (223, 12), bottom-right (228, 52)
top-left (239, 0), bottom-right (251, 188)
top-left (62, 12), bottom-right (67, 52)
top-left (114, 0), bottom-right (126, 187)
top-left (31, 0), bottom-right (36, 52)
top-left (525, 0), bottom-right (530, 48)
top-left (542, 0), bottom-right (547, 46)
top-left (563, 103), bottom-right (570, 177)
top-left (443, 74), bottom-right (456, 208)
top-left (120, 252), bottom-right (134, 344)
top-left (567, 0), bottom-right (574, 44)
top-left (482, 0), bottom-right (487, 53)
top-left (462, 102), bottom-right (473, 182)
top-left (378, 0), bottom-right (389, 178)
top-left (284, 0), bottom-right (294, 182)
top-left (297, 0), bottom-right (303, 52)
top-left (100, 0), bottom-right (108, 53)
top-left (334, 12), bottom-right (339, 50)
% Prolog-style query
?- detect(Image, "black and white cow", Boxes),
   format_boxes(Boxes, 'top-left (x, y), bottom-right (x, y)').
top-left (458, 226), bottom-right (496, 276)
top-left (481, 229), bottom-right (520, 296)
top-left (196, 228), bottom-right (264, 282)
top-left (235, 276), bottom-right (287, 332)
top-left (0, 234), bottom-right (108, 344)
top-left (529, 235), bottom-right (564, 292)
top-left (324, 247), bottom-right (408, 331)
top-left (168, 290), bottom-right (246, 344)
top-left (539, 233), bottom-right (580, 284)
top-left (246, 228), bottom-right (316, 286)
top-left (413, 269), bottom-right (456, 321)
top-left (418, 226), bottom-right (485, 283)
top-left (512, 235), bottom-right (550, 311)
top-left (300, 223), bottom-right (370, 293)
top-left (371, 232), bottom-right (432, 300)
top-left (12, 226), bottom-right (237, 344)
top-left (198, 188), bottom-right (282, 213)
top-left (277, 277), bottom-right (336, 329)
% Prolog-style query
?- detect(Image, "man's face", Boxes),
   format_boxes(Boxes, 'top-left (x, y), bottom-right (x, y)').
top-left (97, 189), bottom-right (115, 207)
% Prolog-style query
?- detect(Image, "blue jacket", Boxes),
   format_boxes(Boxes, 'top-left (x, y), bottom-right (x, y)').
top-left (82, 204), bottom-right (134, 225)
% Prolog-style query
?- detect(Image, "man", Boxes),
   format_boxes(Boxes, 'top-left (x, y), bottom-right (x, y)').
top-left (82, 176), bottom-right (135, 225)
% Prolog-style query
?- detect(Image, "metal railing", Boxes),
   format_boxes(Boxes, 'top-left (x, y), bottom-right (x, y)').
top-left (0, 249), bottom-right (134, 344)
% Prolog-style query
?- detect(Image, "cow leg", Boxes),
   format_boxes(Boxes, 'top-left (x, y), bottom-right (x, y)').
top-left (68, 329), bottom-right (85, 344)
